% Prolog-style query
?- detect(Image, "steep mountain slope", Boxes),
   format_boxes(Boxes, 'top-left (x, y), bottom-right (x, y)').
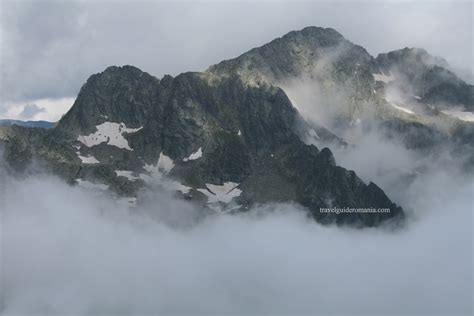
top-left (208, 27), bottom-right (473, 156)
top-left (7, 25), bottom-right (471, 226)
top-left (2, 64), bottom-right (403, 226)
top-left (0, 125), bottom-right (50, 171)
top-left (375, 48), bottom-right (473, 110)
top-left (208, 27), bottom-right (379, 129)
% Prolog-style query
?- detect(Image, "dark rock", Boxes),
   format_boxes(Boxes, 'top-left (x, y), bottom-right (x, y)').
top-left (0, 27), bottom-right (418, 227)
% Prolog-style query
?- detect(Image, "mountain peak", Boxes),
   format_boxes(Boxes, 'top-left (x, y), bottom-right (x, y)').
top-left (208, 26), bottom-right (371, 83)
top-left (376, 47), bottom-right (449, 70)
top-left (283, 26), bottom-right (345, 42)
top-left (101, 64), bottom-right (146, 74)
top-left (375, 46), bottom-right (472, 109)
top-left (2, 25), bottom-right (470, 228)
top-left (56, 65), bottom-right (160, 136)
top-left (89, 65), bottom-right (153, 84)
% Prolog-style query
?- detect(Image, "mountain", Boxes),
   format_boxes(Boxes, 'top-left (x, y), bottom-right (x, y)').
top-left (0, 119), bottom-right (54, 129)
top-left (38, 65), bottom-right (401, 226)
top-left (375, 48), bottom-right (473, 110)
top-left (4, 26), bottom-right (472, 227)
top-left (208, 26), bottom-right (473, 163)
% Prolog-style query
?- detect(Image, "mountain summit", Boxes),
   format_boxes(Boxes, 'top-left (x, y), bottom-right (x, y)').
top-left (3, 26), bottom-right (472, 226)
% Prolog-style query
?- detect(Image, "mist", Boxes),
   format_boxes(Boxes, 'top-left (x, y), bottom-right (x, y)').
top-left (1, 1), bottom-right (472, 314)
top-left (1, 147), bottom-right (472, 315)
top-left (0, 61), bottom-right (466, 316)
top-left (1, 0), bottom-right (472, 119)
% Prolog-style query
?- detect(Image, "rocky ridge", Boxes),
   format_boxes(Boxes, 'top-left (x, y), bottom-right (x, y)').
top-left (6, 26), bottom-right (471, 227)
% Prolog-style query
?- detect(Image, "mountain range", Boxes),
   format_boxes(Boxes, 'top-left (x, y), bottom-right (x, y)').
top-left (1, 26), bottom-right (472, 227)
top-left (0, 119), bottom-right (54, 129)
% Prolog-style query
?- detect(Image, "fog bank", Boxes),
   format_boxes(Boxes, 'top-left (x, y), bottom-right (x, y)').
top-left (1, 169), bottom-right (472, 315)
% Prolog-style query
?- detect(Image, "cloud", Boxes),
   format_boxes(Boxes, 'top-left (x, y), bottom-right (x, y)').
top-left (0, 144), bottom-right (472, 315)
top-left (0, 2), bottom-right (472, 314)
top-left (0, 0), bottom-right (472, 116)
top-left (2, 97), bottom-right (74, 121)
top-left (17, 104), bottom-right (46, 120)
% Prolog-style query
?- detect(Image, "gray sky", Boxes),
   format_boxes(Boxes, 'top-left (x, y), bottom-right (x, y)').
top-left (1, 0), bottom-right (472, 120)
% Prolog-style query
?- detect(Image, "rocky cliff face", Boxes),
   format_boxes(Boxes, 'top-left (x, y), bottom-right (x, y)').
top-left (4, 63), bottom-right (400, 227)
top-left (208, 27), bottom-right (380, 129)
top-left (209, 27), bottom-right (473, 162)
top-left (375, 48), bottom-right (473, 110)
top-left (7, 26), bottom-right (472, 227)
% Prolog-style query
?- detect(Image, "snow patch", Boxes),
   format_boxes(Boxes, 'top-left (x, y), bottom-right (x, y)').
top-left (74, 145), bottom-right (99, 164)
top-left (183, 147), bottom-right (202, 162)
top-left (77, 122), bottom-right (143, 150)
top-left (197, 182), bottom-right (242, 205)
top-left (77, 154), bottom-right (100, 164)
top-left (441, 110), bottom-right (474, 122)
top-left (157, 152), bottom-right (174, 173)
top-left (389, 102), bottom-right (415, 115)
top-left (141, 152), bottom-right (190, 194)
top-left (115, 170), bottom-right (139, 181)
top-left (142, 152), bottom-right (175, 178)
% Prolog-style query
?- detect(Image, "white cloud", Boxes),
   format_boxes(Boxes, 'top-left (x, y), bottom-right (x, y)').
top-left (2, 97), bottom-right (74, 121)
top-left (0, 0), bottom-right (472, 118)
top-left (17, 104), bottom-right (46, 120)
top-left (0, 168), bottom-right (471, 315)
top-left (0, 3), bottom-right (472, 314)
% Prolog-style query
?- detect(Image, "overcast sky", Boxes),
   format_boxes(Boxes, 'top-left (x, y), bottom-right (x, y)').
top-left (0, 0), bottom-right (472, 120)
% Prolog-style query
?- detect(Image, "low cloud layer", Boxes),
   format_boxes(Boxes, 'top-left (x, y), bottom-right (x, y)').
top-left (0, 2), bottom-right (472, 314)
top-left (1, 149), bottom-right (472, 315)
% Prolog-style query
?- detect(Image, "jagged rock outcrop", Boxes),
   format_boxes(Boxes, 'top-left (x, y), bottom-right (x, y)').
top-left (208, 26), bottom-right (473, 159)
top-left (8, 26), bottom-right (472, 226)
top-left (375, 48), bottom-right (473, 110)
top-left (1, 63), bottom-right (404, 226)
